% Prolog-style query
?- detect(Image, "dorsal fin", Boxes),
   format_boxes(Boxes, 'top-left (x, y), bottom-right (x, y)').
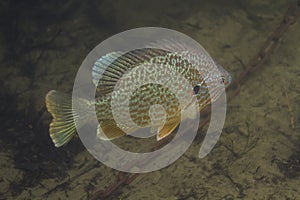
top-left (146, 39), bottom-right (189, 52)
top-left (92, 48), bottom-right (170, 96)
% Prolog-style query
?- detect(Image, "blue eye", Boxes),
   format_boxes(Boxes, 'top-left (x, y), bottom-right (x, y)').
top-left (193, 85), bottom-right (201, 95)
top-left (220, 76), bottom-right (226, 84)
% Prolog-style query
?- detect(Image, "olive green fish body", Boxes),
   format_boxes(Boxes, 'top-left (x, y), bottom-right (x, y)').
top-left (46, 45), bottom-right (231, 147)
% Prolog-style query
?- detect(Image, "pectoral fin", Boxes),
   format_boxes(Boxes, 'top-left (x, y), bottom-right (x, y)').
top-left (156, 116), bottom-right (181, 141)
top-left (97, 120), bottom-right (126, 140)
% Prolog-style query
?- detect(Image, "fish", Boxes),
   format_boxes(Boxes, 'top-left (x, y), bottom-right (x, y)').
top-left (45, 45), bottom-right (231, 147)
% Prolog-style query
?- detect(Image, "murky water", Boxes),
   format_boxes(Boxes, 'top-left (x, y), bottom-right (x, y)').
top-left (1, 0), bottom-right (299, 199)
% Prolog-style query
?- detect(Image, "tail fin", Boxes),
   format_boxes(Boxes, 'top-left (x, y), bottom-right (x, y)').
top-left (45, 90), bottom-right (91, 147)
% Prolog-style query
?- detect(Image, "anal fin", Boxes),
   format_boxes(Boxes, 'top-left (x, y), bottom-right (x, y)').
top-left (97, 120), bottom-right (126, 140)
top-left (156, 116), bottom-right (181, 141)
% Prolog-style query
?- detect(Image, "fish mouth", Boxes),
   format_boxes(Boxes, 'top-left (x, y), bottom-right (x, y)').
top-left (228, 73), bottom-right (232, 85)
top-left (224, 73), bottom-right (232, 87)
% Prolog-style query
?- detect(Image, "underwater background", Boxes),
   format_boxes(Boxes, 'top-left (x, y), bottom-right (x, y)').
top-left (0, 0), bottom-right (299, 199)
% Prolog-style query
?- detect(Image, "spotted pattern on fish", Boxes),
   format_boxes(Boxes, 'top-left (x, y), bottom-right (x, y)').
top-left (45, 44), bottom-right (231, 147)
top-left (94, 50), bottom-right (227, 130)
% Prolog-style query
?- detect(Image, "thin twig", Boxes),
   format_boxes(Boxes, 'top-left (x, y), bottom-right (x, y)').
top-left (283, 86), bottom-right (295, 129)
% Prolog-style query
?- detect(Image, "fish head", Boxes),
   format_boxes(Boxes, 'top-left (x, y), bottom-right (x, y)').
top-left (187, 63), bottom-right (231, 111)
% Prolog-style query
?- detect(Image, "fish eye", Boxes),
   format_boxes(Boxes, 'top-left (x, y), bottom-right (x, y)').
top-left (220, 76), bottom-right (226, 84)
top-left (193, 85), bottom-right (201, 95)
